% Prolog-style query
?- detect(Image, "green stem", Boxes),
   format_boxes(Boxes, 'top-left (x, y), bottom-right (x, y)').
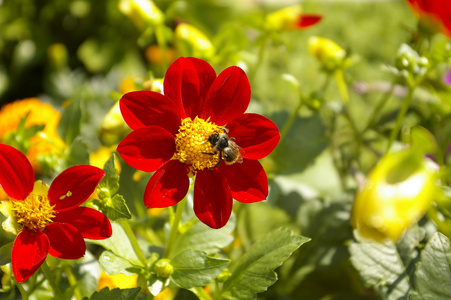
top-left (155, 25), bottom-right (168, 71)
top-left (248, 34), bottom-right (269, 83)
top-left (276, 94), bottom-right (303, 148)
top-left (385, 86), bottom-right (415, 155)
top-left (363, 80), bottom-right (397, 133)
top-left (121, 221), bottom-right (147, 265)
top-left (334, 70), bottom-right (349, 103)
top-left (41, 261), bottom-right (65, 299)
top-left (190, 286), bottom-right (213, 300)
top-left (64, 266), bottom-right (82, 300)
top-left (15, 281), bottom-right (29, 300)
top-left (163, 196), bottom-right (187, 258)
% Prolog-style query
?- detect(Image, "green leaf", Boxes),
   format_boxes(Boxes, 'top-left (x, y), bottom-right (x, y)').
top-left (349, 231), bottom-right (418, 300)
top-left (171, 249), bottom-right (230, 289)
top-left (171, 214), bottom-right (235, 257)
top-left (94, 194), bottom-right (131, 222)
top-left (58, 98), bottom-right (82, 145)
top-left (99, 250), bottom-right (142, 276)
top-left (272, 113), bottom-right (328, 175)
top-left (221, 228), bottom-right (309, 300)
top-left (409, 233), bottom-right (451, 300)
top-left (93, 155), bottom-right (130, 221)
top-left (67, 138), bottom-right (90, 166)
top-left (0, 242), bottom-right (12, 265)
top-left (86, 287), bottom-right (141, 300)
top-left (98, 154), bottom-right (119, 198)
top-left (89, 223), bottom-right (143, 267)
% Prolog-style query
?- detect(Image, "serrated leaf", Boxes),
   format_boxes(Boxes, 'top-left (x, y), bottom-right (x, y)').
top-left (171, 214), bottom-right (235, 257)
top-left (349, 234), bottom-right (414, 300)
top-left (98, 154), bottom-right (119, 198)
top-left (87, 287), bottom-right (141, 300)
top-left (0, 242), bottom-right (12, 265)
top-left (410, 233), bottom-right (451, 300)
top-left (104, 194), bottom-right (132, 221)
top-left (89, 223), bottom-right (143, 267)
top-left (58, 98), bottom-right (82, 145)
top-left (221, 228), bottom-right (309, 300)
top-left (171, 249), bottom-right (230, 289)
top-left (99, 250), bottom-right (142, 276)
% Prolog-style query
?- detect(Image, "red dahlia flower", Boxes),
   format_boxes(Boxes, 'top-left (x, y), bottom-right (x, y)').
top-left (0, 144), bottom-right (112, 283)
top-left (407, 0), bottom-right (451, 37)
top-left (117, 57), bottom-right (280, 229)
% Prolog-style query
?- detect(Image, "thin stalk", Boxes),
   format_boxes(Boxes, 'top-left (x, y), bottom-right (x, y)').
top-left (277, 94), bottom-right (303, 148)
top-left (15, 281), bottom-right (29, 300)
top-left (41, 261), bottom-right (65, 299)
top-left (155, 25), bottom-right (168, 71)
top-left (121, 221), bottom-right (147, 265)
top-left (248, 34), bottom-right (269, 82)
top-left (334, 70), bottom-right (349, 103)
top-left (64, 266), bottom-right (82, 300)
top-left (163, 196), bottom-right (187, 258)
top-left (363, 80), bottom-right (397, 133)
top-left (190, 286), bottom-right (213, 300)
top-left (385, 87), bottom-right (415, 155)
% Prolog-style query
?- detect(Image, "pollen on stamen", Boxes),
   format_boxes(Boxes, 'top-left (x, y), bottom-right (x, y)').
top-left (174, 116), bottom-right (221, 171)
top-left (12, 192), bottom-right (56, 232)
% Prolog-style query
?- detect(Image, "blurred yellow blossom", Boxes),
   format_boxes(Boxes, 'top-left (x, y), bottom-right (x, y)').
top-left (97, 270), bottom-right (138, 290)
top-left (265, 4), bottom-right (321, 32)
top-left (174, 23), bottom-right (215, 59)
top-left (0, 98), bottom-right (65, 172)
top-left (119, 0), bottom-right (164, 30)
top-left (352, 150), bottom-right (439, 242)
top-left (308, 36), bottom-right (346, 71)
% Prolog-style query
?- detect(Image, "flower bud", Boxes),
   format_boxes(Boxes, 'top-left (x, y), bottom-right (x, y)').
top-left (265, 5), bottom-right (321, 32)
top-left (154, 259), bottom-right (174, 279)
top-left (174, 23), bottom-right (215, 59)
top-left (352, 150), bottom-right (439, 242)
top-left (308, 36), bottom-right (346, 72)
top-left (119, 0), bottom-right (164, 30)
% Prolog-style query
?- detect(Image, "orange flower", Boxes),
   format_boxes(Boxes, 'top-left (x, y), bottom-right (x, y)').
top-left (0, 98), bottom-right (65, 172)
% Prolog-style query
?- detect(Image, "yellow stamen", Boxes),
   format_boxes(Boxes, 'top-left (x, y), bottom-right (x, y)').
top-left (174, 117), bottom-right (221, 171)
top-left (10, 181), bottom-right (56, 232)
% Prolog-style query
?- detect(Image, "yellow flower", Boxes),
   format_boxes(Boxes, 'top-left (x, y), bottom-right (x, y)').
top-left (119, 0), bottom-right (164, 30)
top-left (174, 23), bottom-right (215, 59)
top-left (0, 98), bottom-right (65, 172)
top-left (265, 4), bottom-right (322, 32)
top-left (97, 270), bottom-right (138, 290)
top-left (352, 150), bottom-right (439, 242)
top-left (308, 36), bottom-right (346, 71)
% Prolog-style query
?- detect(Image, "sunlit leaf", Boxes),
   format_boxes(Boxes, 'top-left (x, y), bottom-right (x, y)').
top-left (221, 228), bottom-right (309, 299)
top-left (171, 249), bottom-right (230, 289)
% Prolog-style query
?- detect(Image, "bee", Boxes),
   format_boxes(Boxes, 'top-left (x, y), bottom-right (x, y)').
top-left (203, 127), bottom-right (244, 168)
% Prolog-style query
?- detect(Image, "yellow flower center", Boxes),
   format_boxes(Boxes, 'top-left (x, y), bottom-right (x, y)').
top-left (174, 117), bottom-right (222, 171)
top-left (11, 189), bottom-right (56, 232)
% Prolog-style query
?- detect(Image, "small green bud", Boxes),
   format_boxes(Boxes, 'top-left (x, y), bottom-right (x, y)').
top-left (154, 259), bottom-right (174, 279)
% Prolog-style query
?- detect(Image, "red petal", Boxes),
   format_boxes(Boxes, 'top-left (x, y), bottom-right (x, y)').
top-left (296, 14), bottom-right (322, 28)
top-left (219, 159), bottom-right (268, 203)
top-left (193, 170), bottom-right (232, 229)
top-left (53, 207), bottom-right (112, 240)
top-left (144, 160), bottom-right (190, 208)
top-left (48, 165), bottom-right (105, 212)
top-left (120, 91), bottom-right (181, 135)
top-left (201, 66), bottom-right (250, 125)
top-left (12, 229), bottom-right (49, 283)
top-left (117, 126), bottom-right (175, 172)
top-left (226, 113), bottom-right (280, 160)
top-left (45, 223), bottom-right (86, 259)
top-left (0, 144), bottom-right (34, 200)
top-left (164, 57), bottom-right (216, 119)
